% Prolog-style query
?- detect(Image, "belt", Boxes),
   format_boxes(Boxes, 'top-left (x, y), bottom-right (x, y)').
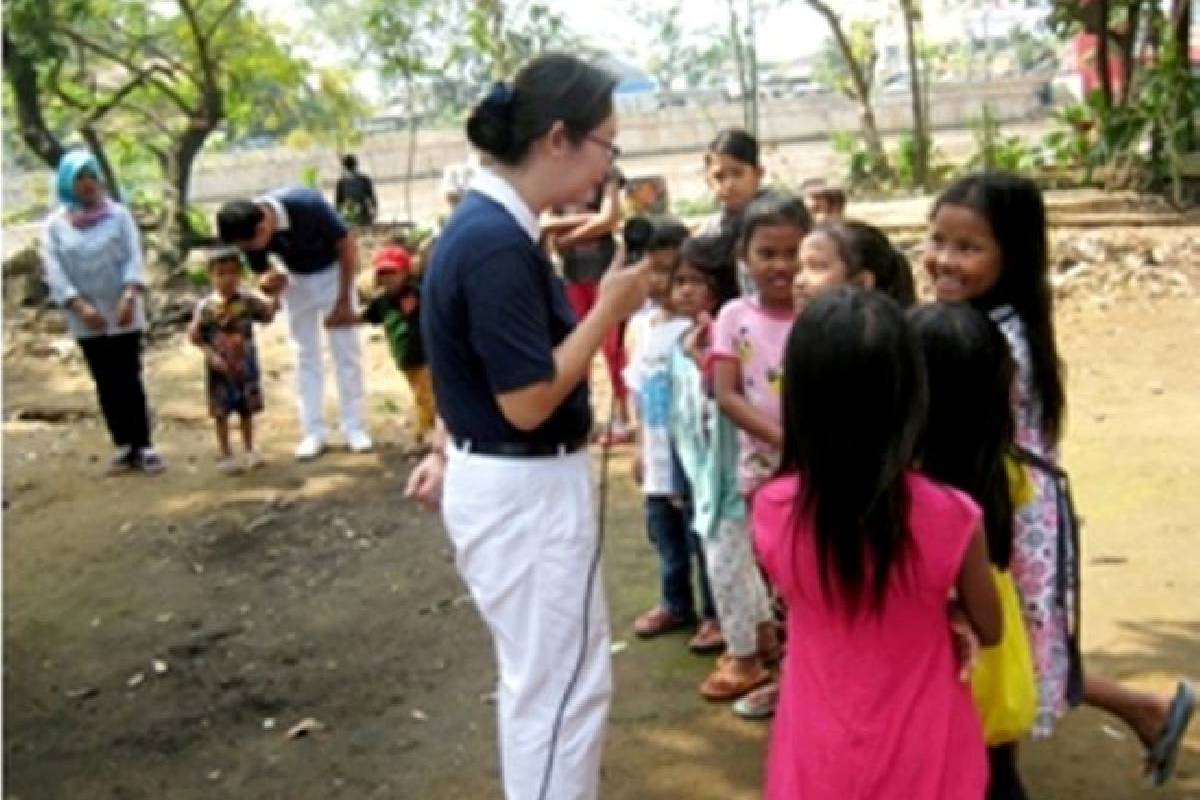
top-left (453, 436), bottom-right (588, 458)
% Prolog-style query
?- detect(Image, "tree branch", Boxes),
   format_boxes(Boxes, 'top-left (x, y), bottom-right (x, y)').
top-left (61, 26), bottom-right (196, 113)
top-left (2, 31), bottom-right (67, 169)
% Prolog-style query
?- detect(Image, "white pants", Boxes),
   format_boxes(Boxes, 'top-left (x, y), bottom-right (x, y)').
top-left (282, 267), bottom-right (365, 439)
top-left (702, 517), bottom-right (773, 657)
top-left (443, 446), bottom-right (612, 800)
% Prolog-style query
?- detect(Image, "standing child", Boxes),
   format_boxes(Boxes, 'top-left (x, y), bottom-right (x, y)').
top-left (710, 193), bottom-right (811, 718)
top-left (910, 301), bottom-right (1035, 800)
top-left (189, 247), bottom-right (277, 473)
top-left (926, 171), bottom-right (1194, 782)
top-left (624, 219), bottom-right (721, 650)
top-left (754, 287), bottom-right (1001, 800)
top-left (359, 239), bottom-right (435, 444)
top-left (669, 234), bottom-right (774, 701)
top-left (700, 128), bottom-right (767, 296)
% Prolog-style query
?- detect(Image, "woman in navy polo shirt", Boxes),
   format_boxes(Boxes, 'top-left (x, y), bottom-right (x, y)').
top-left (406, 54), bottom-right (647, 799)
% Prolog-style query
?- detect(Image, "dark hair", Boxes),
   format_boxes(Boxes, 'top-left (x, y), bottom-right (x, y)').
top-left (780, 288), bottom-right (926, 614)
top-left (678, 232), bottom-right (740, 309)
top-left (342, 154), bottom-right (358, 171)
top-left (706, 127), bottom-right (760, 168)
top-left (217, 201), bottom-right (265, 244)
top-left (738, 192), bottom-right (812, 251)
top-left (466, 53), bottom-right (616, 166)
top-left (910, 303), bottom-right (1015, 568)
top-left (647, 215), bottom-right (690, 251)
top-left (933, 171), bottom-right (1064, 444)
top-left (812, 221), bottom-right (916, 308)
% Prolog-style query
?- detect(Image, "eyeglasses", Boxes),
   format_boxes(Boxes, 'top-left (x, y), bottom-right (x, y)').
top-left (585, 133), bottom-right (621, 162)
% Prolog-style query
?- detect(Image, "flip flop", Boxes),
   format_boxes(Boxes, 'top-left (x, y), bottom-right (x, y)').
top-left (1147, 681), bottom-right (1195, 786)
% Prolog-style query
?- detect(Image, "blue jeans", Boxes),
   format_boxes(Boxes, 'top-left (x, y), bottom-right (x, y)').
top-left (645, 495), bottom-right (716, 622)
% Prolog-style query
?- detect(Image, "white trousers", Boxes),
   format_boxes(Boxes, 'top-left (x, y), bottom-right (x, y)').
top-left (282, 267), bottom-right (365, 438)
top-left (443, 446), bottom-right (612, 800)
top-left (702, 517), bottom-right (773, 657)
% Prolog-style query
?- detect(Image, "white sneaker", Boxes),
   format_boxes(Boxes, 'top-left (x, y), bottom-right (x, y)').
top-left (345, 429), bottom-right (373, 453)
top-left (244, 451), bottom-right (265, 470)
top-left (294, 435), bottom-right (326, 461)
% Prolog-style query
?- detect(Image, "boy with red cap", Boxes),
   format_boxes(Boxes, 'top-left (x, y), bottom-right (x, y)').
top-left (359, 237), bottom-right (434, 442)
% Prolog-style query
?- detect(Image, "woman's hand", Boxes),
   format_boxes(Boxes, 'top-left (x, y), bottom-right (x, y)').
top-left (595, 243), bottom-right (647, 324)
top-left (116, 287), bottom-right (140, 327)
top-left (405, 452), bottom-right (445, 512)
top-left (73, 298), bottom-right (107, 333)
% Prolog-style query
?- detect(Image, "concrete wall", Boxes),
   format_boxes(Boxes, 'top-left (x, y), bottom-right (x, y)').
top-left (185, 77), bottom-right (1048, 203)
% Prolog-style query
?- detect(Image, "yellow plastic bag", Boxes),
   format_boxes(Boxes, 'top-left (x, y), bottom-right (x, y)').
top-left (971, 567), bottom-right (1037, 745)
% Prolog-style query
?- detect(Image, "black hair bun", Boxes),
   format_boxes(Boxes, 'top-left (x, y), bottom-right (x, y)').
top-left (466, 83), bottom-right (515, 158)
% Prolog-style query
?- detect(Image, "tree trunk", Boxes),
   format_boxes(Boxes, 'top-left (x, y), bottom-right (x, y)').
top-left (745, 0), bottom-right (759, 136)
top-left (1117, 0), bottom-right (1144, 107)
top-left (404, 77), bottom-right (418, 223)
top-left (79, 126), bottom-right (122, 201)
top-left (1096, 0), bottom-right (1114, 109)
top-left (3, 33), bottom-right (67, 170)
top-left (153, 126), bottom-right (210, 279)
top-left (1173, 0), bottom-right (1195, 150)
top-left (806, 0), bottom-right (891, 179)
top-left (725, 0), bottom-right (751, 129)
top-left (901, 0), bottom-right (930, 191)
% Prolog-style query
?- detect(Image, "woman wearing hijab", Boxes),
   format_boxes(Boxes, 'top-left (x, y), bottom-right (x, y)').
top-left (43, 151), bottom-right (164, 475)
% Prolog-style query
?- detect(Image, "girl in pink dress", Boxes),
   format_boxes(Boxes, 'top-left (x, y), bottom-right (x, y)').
top-left (753, 287), bottom-right (1001, 800)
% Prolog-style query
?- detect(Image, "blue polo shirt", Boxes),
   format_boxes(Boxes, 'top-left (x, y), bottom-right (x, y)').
top-left (422, 190), bottom-right (591, 445)
top-left (245, 187), bottom-right (348, 275)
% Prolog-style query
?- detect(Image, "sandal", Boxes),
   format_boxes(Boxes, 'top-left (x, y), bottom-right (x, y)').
top-left (698, 662), bottom-right (770, 702)
top-left (732, 681), bottom-right (779, 720)
top-left (633, 607), bottom-right (693, 638)
top-left (688, 620), bottom-right (725, 654)
top-left (1147, 681), bottom-right (1195, 786)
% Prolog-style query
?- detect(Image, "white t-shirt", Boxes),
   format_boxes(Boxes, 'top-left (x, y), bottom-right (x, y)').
top-left (624, 309), bottom-right (692, 496)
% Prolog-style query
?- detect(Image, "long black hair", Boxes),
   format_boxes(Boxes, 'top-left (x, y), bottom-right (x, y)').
top-left (910, 303), bottom-right (1016, 568)
top-left (933, 171), bottom-right (1065, 445)
top-left (817, 220), bottom-right (916, 308)
top-left (466, 54), bottom-right (616, 166)
top-left (780, 288), bottom-right (927, 614)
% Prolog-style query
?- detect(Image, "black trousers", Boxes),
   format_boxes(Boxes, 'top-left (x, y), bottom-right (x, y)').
top-left (987, 744), bottom-right (1029, 800)
top-left (78, 331), bottom-right (152, 451)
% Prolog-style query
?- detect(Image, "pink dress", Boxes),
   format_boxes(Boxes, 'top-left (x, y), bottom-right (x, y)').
top-left (752, 472), bottom-right (988, 800)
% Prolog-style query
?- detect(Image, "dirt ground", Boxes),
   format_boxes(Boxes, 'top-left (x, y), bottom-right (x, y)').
top-left (4, 225), bottom-right (1200, 799)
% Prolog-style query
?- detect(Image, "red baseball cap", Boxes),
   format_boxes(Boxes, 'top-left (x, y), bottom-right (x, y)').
top-left (372, 245), bottom-right (411, 276)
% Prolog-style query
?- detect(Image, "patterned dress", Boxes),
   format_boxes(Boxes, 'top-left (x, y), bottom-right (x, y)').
top-left (991, 305), bottom-right (1071, 737)
top-left (196, 291), bottom-right (272, 418)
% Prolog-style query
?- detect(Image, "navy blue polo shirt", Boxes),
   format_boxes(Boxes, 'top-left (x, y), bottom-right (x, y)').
top-left (245, 187), bottom-right (349, 275)
top-left (422, 191), bottom-right (591, 445)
